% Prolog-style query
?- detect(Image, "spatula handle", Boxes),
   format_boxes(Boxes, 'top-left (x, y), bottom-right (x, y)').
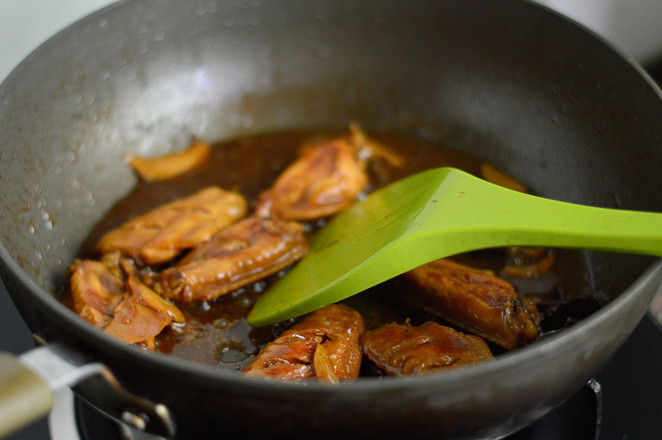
top-left (504, 196), bottom-right (662, 255)
top-left (432, 172), bottom-right (662, 256)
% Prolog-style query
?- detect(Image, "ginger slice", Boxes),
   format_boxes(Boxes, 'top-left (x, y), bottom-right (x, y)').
top-left (126, 140), bottom-right (211, 181)
top-left (480, 163), bottom-right (528, 193)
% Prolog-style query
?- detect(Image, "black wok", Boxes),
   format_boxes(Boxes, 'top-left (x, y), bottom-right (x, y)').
top-left (1, 0), bottom-right (661, 438)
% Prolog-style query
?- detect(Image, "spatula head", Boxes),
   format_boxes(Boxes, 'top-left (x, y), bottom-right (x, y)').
top-left (247, 167), bottom-right (464, 326)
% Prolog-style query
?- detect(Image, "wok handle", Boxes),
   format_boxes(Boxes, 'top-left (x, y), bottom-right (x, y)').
top-left (0, 345), bottom-right (176, 439)
top-left (0, 352), bottom-right (53, 438)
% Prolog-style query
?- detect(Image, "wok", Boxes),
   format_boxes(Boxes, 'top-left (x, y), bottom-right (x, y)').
top-left (1, 0), bottom-right (661, 438)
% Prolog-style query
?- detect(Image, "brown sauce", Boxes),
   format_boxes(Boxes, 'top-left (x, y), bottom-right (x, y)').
top-left (71, 130), bottom-right (598, 373)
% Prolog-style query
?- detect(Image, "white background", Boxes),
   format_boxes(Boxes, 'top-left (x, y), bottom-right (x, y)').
top-left (0, 0), bottom-right (116, 81)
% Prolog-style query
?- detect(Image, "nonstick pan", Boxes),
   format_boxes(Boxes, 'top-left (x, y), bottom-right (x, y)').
top-left (1, 0), bottom-right (661, 438)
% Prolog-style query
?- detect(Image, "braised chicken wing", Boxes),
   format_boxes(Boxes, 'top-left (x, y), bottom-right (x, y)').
top-left (362, 321), bottom-right (493, 376)
top-left (243, 304), bottom-right (364, 382)
top-left (68, 257), bottom-right (185, 348)
top-left (104, 276), bottom-right (185, 349)
top-left (95, 186), bottom-right (247, 265)
top-left (159, 217), bottom-right (308, 304)
top-left (69, 258), bottom-right (126, 328)
top-left (402, 259), bottom-right (540, 350)
top-left (255, 125), bottom-right (402, 222)
top-left (243, 304), bottom-right (364, 381)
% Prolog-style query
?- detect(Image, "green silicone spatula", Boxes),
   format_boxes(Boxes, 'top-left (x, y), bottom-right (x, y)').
top-left (247, 167), bottom-right (662, 326)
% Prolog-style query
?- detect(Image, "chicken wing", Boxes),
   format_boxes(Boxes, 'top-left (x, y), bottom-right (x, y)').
top-left (362, 321), bottom-right (493, 376)
top-left (402, 259), bottom-right (540, 350)
top-left (243, 304), bottom-right (364, 382)
top-left (255, 125), bottom-right (402, 222)
top-left (95, 186), bottom-right (247, 265)
top-left (68, 258), bottom-right (125, 328)
top-left (104, 276), bottom-right (185, 349)
top-left (159, 217), bottom-right (308, 304)
top-left (69, 258), bottom-right (185, 348)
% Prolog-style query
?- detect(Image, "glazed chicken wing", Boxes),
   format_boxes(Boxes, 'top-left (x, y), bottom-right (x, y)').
top-left (255, 125), bottom-right (402, 222)
top-left (95, 186), bottom-right (247, 265)
top-left (255, 133), bottom-right (367, 221)
top-left (69, 259), bottom-right (125, 328)
top-left (243, 304), bottom-right (364, 382)
top-left (159, 217), bottom-right (308, 304)
top-left (68, 258), bottom-right (185, 348)
top-left (362, 321), bottom-right (493, 376)
top-left (104, 276), bottom-right (185, 349)
top-left (402, 259), bottom-right (540, 350)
